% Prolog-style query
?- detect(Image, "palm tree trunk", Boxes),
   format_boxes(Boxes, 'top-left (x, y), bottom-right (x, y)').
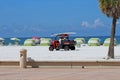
top-left (107, 17), bottom-right (117, 59)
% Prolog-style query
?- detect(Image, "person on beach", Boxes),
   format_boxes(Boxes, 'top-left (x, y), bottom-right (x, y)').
top-left (59, 37), bottom-right (64, 44)
top-left (0, 40), bottom-right (5, 46)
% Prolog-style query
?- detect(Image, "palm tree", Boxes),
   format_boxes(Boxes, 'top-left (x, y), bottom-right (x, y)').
top-left (98, 0), bottom-right (120, 59)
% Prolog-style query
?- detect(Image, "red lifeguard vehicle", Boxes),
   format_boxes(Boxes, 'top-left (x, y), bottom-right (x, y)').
top-left (49, 32), bottom-right (76, 51)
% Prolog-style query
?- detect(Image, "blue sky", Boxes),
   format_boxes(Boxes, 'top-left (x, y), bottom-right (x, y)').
top-left (0, 0), bottom-right (120, 38)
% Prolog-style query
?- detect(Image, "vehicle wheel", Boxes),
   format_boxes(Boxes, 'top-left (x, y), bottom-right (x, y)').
top-left (56, 49), bottom-right (60, 51)
top-left (56, 45), bottom-right (61, 51)
top-left (49, 46), bottom-right (54, 51)
top-left (64, 46), bottom-right (69, 51)
top-left (70, 46), bottom-right (75, 50)
top-left (56, 47), bottom-right (60, 51)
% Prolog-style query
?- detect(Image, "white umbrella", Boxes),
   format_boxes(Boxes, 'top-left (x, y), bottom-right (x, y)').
top-left (0, 38), bottom-right (5, 41)
top-left (10, 37), bottom-right (20, 41)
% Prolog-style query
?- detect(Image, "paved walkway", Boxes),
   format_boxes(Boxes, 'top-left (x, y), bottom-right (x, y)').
top-left (0, 66), bottom-right (120, 80)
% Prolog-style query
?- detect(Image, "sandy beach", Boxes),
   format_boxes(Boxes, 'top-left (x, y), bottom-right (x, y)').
top-left (1, 46), bottom-right (120, 80)
top-left (0, 46), bottom-right (120, 61)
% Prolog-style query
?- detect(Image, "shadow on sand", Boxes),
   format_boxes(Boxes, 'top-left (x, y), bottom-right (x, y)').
top-left (27, 57), bottom-right (39, 68)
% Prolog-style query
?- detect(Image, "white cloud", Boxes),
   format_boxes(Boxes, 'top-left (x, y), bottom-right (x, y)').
top-left (81, 21), bottom-right (90, 27)
top-left (93, 18), bottom-right (104, 27)
top-left (81, 18), bottom-right (105, 28)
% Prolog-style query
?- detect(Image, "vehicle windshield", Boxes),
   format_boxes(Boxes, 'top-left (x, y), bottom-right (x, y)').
top-left (54, 35), bottom-right (69, 40)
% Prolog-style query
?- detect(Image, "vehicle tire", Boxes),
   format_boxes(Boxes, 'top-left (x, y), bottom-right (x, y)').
top-left (56, 48), bottom-right (60, 51)
top-left (64, 46), bottom-right (69, 51)
top-left (55, 45), bottom-right (60, 51)
top-left (49, 46), bottom-right (54, 51)
top-left (70, 46), bottom-right (75, 50)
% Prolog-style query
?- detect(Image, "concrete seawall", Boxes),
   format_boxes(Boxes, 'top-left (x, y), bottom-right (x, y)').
top-left (1, 60), bottom-right (120, 68)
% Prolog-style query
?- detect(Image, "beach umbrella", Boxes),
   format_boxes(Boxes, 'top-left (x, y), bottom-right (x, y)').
top-left (0, 38), bottom-right (5, 45)
top-left (32, 36), bottom-right (40, 45)
top-left (10, 37), bottom-right (20, 41)
top-left (74, 38), bottom-right (85, 47)
top-left (88, 38), bottom-right (100, 46)
top-left (74, 38), bottom-right (85, 44)
top-left (24, 39), bottom-right (35, 46)
top-left (40, 38), bottom-right (52, 46)
top-left (32, 36), bottom-right (40, 40)
top-left (0, 38), bottom-right (5, 41)
top-left (10, 37), bottom-right (20, 45)
top-left (103, 38), bottom-right (117, 46)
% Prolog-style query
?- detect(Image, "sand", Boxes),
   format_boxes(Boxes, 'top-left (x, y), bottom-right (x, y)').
top-left (1, 46), bottom-right (120, 80)
top-left (0, 46), bottom-right (120, 61)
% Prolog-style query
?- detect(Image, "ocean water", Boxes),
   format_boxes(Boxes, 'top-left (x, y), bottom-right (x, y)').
top-left (2, 36), bottom-right (120, 45)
